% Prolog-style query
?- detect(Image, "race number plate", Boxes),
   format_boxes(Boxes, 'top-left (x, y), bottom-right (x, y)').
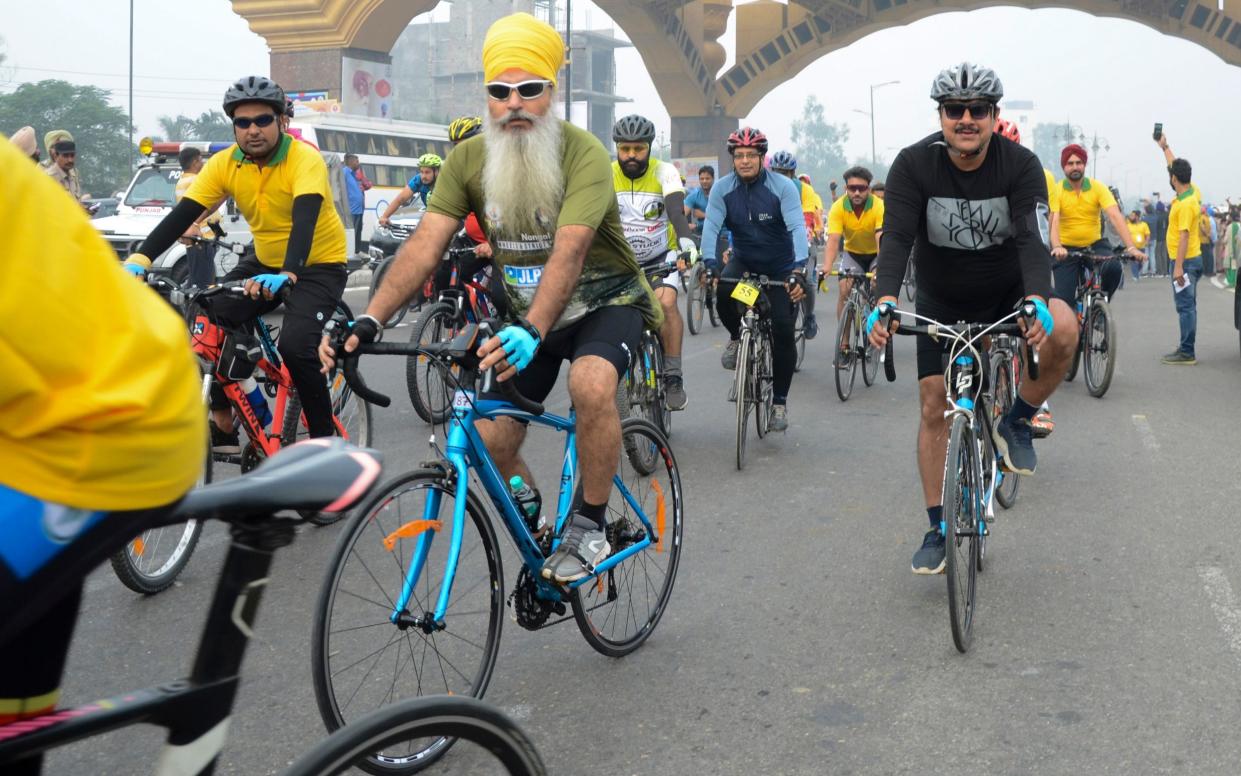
top-left (452, 392), bottom-right (472, 409)
top-left (730, 281), bottom-right (760, 307)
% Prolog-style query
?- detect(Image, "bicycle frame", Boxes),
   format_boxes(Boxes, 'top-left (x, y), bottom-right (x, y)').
top-left (391, 386), bottom-right (664, 628)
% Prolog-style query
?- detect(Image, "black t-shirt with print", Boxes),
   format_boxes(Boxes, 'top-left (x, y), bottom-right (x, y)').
top-left (875, 132), bottom-right (1052, 306)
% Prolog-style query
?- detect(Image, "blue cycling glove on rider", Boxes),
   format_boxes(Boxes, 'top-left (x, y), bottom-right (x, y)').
top-left (251, 273), bottom-right (290, 294)
top-left (865, 301), bottom-right (897, 336)
top-left (1027, 297), bottom-right (1054, 335)
top-left (497, 319), bottom-right (542, 373)
top-left (122, 262), bottom-right (147, 277)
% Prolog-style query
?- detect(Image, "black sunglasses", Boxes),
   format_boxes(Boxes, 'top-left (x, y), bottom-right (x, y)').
top-left (485, 80), bottom-right (553, 101)
top-left (846, 184), bottom-right (869, 193)
top-left (940, 101), bottom-right (994, 121)
top-left (233, 114), bottom-right (278, 130)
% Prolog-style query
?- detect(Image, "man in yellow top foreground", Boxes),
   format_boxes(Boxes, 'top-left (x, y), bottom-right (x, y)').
top-left (322, 12), bottom-right (660, 584)
top-left (0, 137), bottom-right (204, 772)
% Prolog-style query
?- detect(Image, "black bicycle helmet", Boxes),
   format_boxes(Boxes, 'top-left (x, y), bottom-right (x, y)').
top-left (222, 75), bottom-right (287, 118)
top-left (929, 62), bottom-right (1004, 103)
top-left (770, 150), bottom-right (797, 171)
top-left (613, 114), bottom-right (656, 144)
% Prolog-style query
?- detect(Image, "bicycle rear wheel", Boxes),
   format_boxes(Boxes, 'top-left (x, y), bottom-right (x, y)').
top-left (620, 359), bottom-right (660, 476)
top-left (286, 696), bottom-right (545, 776)
top-left (991, 358), bottom-right (1020, 510)
top-left (734, 330), bottom-right (753, 470)
top-left (834, 301), bottom-right (858, 402)
top-left (109, 432), bottom-right (210, 594)
top-left (1083, 300), bottom-right (1116, 398)
top-left (405, 301), bottom-right (461, 424)
top-left (572, 418), bottom-right (683, 657)
top-left (686, 265), bottom-right (705, 335)
top-left (942, 414), bottom-right (980, 653)
top-left (312, 469), bottom-right (505, 771)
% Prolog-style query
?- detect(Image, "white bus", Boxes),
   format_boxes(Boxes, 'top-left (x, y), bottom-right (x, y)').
top-left (290, 112), bottom-right (450, 243)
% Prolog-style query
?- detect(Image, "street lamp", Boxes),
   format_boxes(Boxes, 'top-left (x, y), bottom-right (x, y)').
top-left (866, 80), bottom-right (899, 166)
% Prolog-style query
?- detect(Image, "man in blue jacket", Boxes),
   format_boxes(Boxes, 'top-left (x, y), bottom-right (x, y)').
top-left (701, 126), bottom-right (809, 432)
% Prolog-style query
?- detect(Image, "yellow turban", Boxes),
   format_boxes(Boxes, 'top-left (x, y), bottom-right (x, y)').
top-left (44, 129), bottom-right (73, 154)
top-left (482, 12), bottom-right (565, 86)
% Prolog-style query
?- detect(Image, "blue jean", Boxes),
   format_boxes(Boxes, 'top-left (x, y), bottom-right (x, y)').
top-left (1172, 256), bottom-right (1203, 356)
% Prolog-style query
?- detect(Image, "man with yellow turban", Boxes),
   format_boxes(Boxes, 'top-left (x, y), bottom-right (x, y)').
top-left (324, 11), bottom-right (661, 585)
top-left (41, 129), bottom-right (85, 201)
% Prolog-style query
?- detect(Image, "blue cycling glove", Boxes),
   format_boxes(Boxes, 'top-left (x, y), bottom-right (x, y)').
top-left (122, 262), bottom-right (147, 277)
top-left (865, 301), bottom-right (897, 336)
top-left (1028, 297), bottom-right (1054, 335)
top-left (252, 273), bottom-right (290, 294)
top-left (497, 324), bottom-right (541, 373)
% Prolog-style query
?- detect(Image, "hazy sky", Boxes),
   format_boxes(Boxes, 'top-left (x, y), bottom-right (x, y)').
top-left (4, 1), bottom-right (1238, 202)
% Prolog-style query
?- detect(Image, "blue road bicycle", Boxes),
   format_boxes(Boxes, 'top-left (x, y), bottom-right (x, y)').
top-left (312, 321), bottom-right (684, 771)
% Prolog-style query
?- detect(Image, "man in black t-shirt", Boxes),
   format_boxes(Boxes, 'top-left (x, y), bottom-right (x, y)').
top-left (867, 62), bottom-right (1079, 576)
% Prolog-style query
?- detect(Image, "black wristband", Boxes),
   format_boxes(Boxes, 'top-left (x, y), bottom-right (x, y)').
top-left (351, 315), bottom-right (383, 344)
top-left (514, 316), bottom-right (542, 344)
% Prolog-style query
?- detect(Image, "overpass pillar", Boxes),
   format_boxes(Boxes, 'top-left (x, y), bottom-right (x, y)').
top-left (671, 115), bottom-right (739, 160)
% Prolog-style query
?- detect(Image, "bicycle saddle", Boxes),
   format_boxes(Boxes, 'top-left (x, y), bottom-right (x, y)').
top-left (174, 438), bottom-right (382, 521)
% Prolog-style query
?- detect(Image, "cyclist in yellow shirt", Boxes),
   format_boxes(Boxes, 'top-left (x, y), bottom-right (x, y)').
top-left (821, 166), bottom-right (884, 325)
top-left (123, 76), bottom-right (349, 452)
top-left (0, 136), bottom-right (204, 759)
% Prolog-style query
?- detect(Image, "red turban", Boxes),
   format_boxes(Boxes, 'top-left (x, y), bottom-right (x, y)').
top-left (1061, 144), bottom-right (1088, 168)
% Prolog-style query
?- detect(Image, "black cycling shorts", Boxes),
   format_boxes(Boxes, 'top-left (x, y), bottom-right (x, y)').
top-left (914, 282), bottom-right (1024, 380)
top-left (485, 305), bottom-right (645, 407)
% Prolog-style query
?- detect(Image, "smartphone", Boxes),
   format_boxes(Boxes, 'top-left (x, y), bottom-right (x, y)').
top-left (1153, 122), bottom-right (1163, 141)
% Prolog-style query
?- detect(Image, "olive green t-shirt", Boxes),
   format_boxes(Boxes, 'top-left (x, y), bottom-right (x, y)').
top-left (428, 120), bottom-right (660, 332)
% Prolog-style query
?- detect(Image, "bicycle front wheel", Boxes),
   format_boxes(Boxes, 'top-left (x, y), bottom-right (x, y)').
top-left (686, 265), bottom-right (705, 335)
top-left (734, 330), bottom-right (753, 470)
top-left (792, 302), bottom-right (807, 372)
top-left (286, 696), bottom-right (545, 776)
top-left (754, 330), bottom-right (773, 438)
top-left (572, 418), bottom-right (683, 657)
top-left (620, 361), bottom-right (660, 476)
top-left (312, 469), bottom-right (505, 772)
top-left (405, 301), bottom-right (461, 424)
top-left (1083, 300), bottom-right (1116, 398)
top-left (861, 305), bottom-right (880, 387)
top-left (109, 431), bottom-right (210, 594)
top-left (942, 414), bottom-right (980, 653)
top-left (834, 301), bottom-right (858, 402)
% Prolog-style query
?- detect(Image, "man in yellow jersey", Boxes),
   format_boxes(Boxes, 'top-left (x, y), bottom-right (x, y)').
top-left (1156, 133), bottom-right (1203, 365)
top-left (1126, 209), bottom-right (1151, 281)
top-left (1049, 143), bottom-right (1145, 308)
top-left (611, 114), bottom-right (697, 410)
top-left (821, 165), bottom-right (884, 325)
top-left (124, 76), bottom-right (348, 451)
top-left (0, 137), bottom-right (204, 769)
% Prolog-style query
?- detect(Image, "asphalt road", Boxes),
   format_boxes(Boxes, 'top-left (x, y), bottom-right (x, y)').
top-left (50, 276), bottom-right (1241, 775)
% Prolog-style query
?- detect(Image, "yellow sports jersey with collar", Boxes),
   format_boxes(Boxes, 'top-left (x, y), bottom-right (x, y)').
top-left (1126, 221), bottom-right (1150, 249)
top-left (1166, 186), bottom-right (1202, 259)
top-left (827, 194), bottom-right (884, 255)
top-left (1043, 169), bottom-right (1060, 212)
top-left (612, 158), bottom-right (684, 265)
top-left (184, 134), bottom-right (346, 268)
top-left (1056, 177), bottom-right (1116, 246)
top-left (0, 138), bottom-right (205, 510)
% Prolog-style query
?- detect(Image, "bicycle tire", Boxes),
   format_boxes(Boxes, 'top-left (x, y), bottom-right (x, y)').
top-left (707, 286), bottom-right (720, 327)
top-left (1064, 329), bottom-right (1082, 383)
top-left (686, 265), bottom-right (705, 335)
top-left (792, 303), bottom-right (807, 372)
top-left (1083, 300), bottom-right (1116, 398)
top-left (834, 300), bottom-right (858, 402)
top-left (734, 329), bottom-right (752, 470)
top-left (370, 256), bottom-right (408, 328)
top-left (286, 695), bottom-right (546, 776)
top-left (861, 302), bottom-right (880, 387)
top-left (405, 301), bottom-right (460, 424)
top-left (903, 264), bottom-right (916, 302)
top-left (571, 417), bottom-right (684, 657)
top-left (754, 330), bottom-right (773, 438)
top-left (646, 335), bottom-right (671, 437)
top-left (620, 355), bottom-right (660, 476)
top-left (991, 358), bottom-right (1020, 510)
top-left (109, 432), bottom-right (210, 594)
top-left (312, 468), bottom-right (505, 772)
top-left (942, 413), bottom-right (979, 653)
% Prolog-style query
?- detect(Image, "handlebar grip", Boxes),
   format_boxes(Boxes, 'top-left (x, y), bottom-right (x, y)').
top-left (884, 339), bottom-right (896, 382)
top-left (341, 354), bottom-right (391, 408)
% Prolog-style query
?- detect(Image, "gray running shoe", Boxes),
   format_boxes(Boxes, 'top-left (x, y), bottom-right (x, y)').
top-left (769, 404), bottom-right (788, 432)
top-left (665, 375), bottom-right (688, 410)
top-left (912, 528), bottom-right (946, 575)
top-left (541, 517), bottom-right (610, 584)
top-left (1161, 351), bottom-right (1197, 365)
top-left (721, 340), bottom-right (740, 370)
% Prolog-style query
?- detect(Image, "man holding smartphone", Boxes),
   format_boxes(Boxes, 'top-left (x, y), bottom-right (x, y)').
top-left (1155, 130), bottom-right (1202, 365)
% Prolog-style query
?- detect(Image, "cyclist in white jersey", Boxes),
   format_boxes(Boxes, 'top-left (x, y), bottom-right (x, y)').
top-left (611, 114), bottom-right (699, 410)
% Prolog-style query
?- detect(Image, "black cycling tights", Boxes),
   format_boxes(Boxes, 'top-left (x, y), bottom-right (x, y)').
top-left (715, 265), bottom-right (797, 403)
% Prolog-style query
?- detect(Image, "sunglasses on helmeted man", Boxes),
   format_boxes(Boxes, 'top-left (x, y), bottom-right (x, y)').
top-left (940, 101), bottom-right (994, 121)
top-left (485, 80), bottom-right (553, 101)
top-left (233, 114), bottom-right (278, 130)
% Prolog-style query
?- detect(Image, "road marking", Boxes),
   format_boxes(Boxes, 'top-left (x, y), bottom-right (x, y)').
top-left (1131, 414), bottom-right (1159, 452)
top-left (1199, 566), bottom-right (1241, 665)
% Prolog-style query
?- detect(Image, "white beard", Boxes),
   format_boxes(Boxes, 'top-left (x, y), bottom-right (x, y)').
top-left (482, 110), bottom-right (564, 237)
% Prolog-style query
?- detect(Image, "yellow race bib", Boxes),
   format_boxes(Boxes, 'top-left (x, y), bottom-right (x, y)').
top-left (730, 281), bottom-right (760, 307)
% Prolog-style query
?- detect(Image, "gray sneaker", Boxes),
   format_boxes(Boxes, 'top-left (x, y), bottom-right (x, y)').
top-left (769, 404), bottom-right (788, 432)
top-left (912, 528), bottom-right (946, 575)
top-left (665, 374), bottom-right (688, 410)
top-left (1161, 350), bottom-right (1197, 365)
top-left (721, 340), bottom-right (740, 370)
top-left (541, 517), bottom-right (611, 584)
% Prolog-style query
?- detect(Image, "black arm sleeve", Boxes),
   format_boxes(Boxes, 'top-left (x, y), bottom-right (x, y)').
top-left (1009, 155), bottom-right (1053, 300)
top-left (135, 198), bottom-right (207, 260)
top-left (666, 191), bottom-right (692, 242)
top-left (875, 150), bottom-right (920, 299)
top-left (282, 193), bottom-right (322, 275)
